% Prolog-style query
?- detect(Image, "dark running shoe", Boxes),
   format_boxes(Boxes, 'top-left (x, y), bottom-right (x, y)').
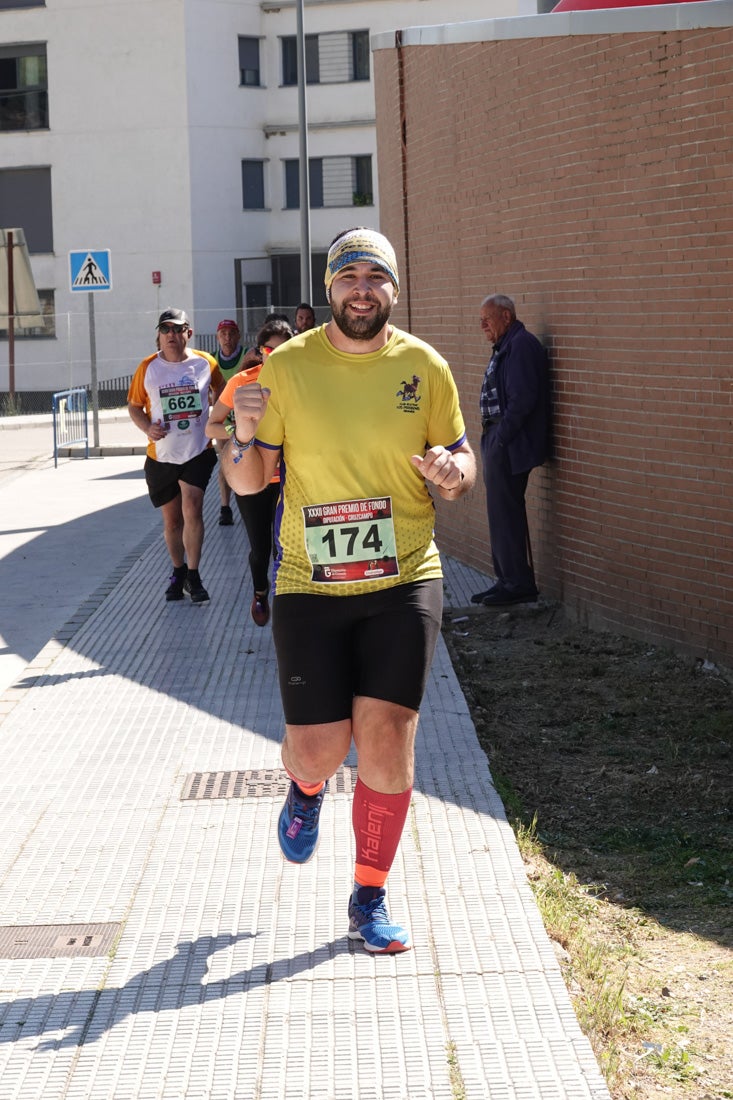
top-left (250, 590), bottom-right (270, 627)
top-left (348, 886), bottom-right (411, 953)
top-left (183, 572), bottom-right (210, 603)
top-left (165, 567), bottom-right (187, 602)
top-left (277, 780), bottom-right (328, 863)
top-left (218, 505), bottom-right (234, 526)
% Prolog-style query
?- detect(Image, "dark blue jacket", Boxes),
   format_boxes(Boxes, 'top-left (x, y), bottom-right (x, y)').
top-left (491, 320), bottom-right (550, 475)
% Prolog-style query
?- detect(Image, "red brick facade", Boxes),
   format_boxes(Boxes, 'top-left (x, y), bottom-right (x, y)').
top-left (374, 17), bottom-right (733, 666)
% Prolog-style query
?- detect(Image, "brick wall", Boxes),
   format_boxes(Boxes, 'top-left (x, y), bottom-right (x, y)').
top-left (374, 21), bottom-right (733, 665)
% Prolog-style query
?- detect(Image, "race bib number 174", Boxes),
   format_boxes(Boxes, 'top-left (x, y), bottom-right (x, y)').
top-left (303, 497), bottom-right (399, 583)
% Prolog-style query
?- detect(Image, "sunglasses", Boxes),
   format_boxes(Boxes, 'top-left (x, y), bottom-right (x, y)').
top-left (260, 345), bottom-right (276, 357)
top-left (159, 324), bottom-right (187, 335)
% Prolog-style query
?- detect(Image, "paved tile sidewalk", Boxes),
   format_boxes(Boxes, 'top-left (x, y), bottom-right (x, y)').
top-left (0, 455), bottom-right (611, 1099)
top-left (0, 410), bottom-right (146, 486)
top-left (0, 414), bottom-right (152, 698)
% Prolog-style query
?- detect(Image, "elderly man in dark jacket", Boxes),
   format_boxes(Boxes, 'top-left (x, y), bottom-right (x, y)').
top-left (472, 294), bottom-right (550, 606)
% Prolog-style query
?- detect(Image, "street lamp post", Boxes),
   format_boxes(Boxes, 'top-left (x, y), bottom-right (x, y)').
top-left (296, 0), bottom-right (312, 304)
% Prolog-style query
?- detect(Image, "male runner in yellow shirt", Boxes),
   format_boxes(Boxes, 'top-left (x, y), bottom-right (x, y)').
top-left (223, 229), bottom-right (475, 952)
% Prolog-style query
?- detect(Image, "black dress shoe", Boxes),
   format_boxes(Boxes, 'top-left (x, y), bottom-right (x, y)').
top-left (470, 584), bottom-right (500, 604)
top-left (482, 587), bottom-right (538, 607)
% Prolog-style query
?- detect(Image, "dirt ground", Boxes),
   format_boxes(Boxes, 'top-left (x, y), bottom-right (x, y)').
top-left (443, 601), bottom-right (732, 1100)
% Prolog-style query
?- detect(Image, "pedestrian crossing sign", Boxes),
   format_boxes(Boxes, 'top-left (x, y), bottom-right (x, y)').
top-left (69, 249), bottom-right (112, 292)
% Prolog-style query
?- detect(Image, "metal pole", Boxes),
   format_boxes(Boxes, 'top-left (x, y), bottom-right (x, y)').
top-left (88, 292), bottom-right (100, 448)
top-left (296, 0), bottom-right (312, 304)
top-left (7, 230), bottom-right (15, 399)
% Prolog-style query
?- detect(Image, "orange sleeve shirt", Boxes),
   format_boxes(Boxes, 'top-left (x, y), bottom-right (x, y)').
top-left (220, 363), bottom-right (280, 485)
top-left (219, 362), bottom-right (263, 408)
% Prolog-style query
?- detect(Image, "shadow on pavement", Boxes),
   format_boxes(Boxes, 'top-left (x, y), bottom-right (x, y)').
top-left (0, 933), bottom-right (352, 1050)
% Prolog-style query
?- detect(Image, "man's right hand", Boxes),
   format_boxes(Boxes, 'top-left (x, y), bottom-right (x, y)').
top-left (232, 382), bottom-right (270, 441)
top-left (148, 418), bottom-right (168, 441)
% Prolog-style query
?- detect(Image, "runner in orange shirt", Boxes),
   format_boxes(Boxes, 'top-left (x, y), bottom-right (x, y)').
top-left (206, 317), bottom-right (293, 625)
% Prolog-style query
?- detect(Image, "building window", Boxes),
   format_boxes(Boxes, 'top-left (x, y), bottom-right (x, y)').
top-left (284, 158), bottom-right (323, 210)
top-left (0, 288), bottom-right (55, 337)
top-left (238, 37), bottom-right (261, 87)
top-left (242, 160), bottom-right (265, 209)
top-left (271, 253), bottom-right (329, 311)
top-left (281, 35), bottom-right (319, 86)
top-left (0, 44), bottom-right (48, 131)
top-left (243, 283), bottom-right (272, 335)
top-left (352, 155), bottom-right (373, 206)
top-left (281, 31), bottom-right (369, 86)
top-left (0, 166), bottom-right (53, 252)
top-left (351, 31), bottom-right (370, 81)
top-left (284, 156), bottom-right (372, 210)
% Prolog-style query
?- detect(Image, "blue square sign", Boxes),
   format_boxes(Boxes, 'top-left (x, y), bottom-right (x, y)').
top-left (69, 250), bottom-right (112, 292)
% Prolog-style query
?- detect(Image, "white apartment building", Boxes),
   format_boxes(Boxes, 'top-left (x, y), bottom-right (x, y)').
top-left (1, 0), bottom-right (527, 393)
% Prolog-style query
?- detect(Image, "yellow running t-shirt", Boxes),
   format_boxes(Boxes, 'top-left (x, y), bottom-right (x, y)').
top-left (255, 325), bottom-right (466, 596)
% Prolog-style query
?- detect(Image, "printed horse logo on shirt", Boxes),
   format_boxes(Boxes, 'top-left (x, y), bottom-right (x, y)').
top-left (396, 375), bottom-right (421, 402)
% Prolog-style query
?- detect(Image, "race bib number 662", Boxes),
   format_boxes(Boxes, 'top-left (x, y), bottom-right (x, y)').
top-left (159, 382), bottom-right (203, 427)
top-left (303, 497), bottom-right (399, 583)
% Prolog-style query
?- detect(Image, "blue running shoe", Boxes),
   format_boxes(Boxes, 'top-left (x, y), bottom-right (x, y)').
top-left (277, 780), bottom-right (327, 863)
top-left (347, 886), bottom-right (411, 953)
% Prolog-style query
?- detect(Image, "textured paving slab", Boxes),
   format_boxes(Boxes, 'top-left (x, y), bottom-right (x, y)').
top-left (0, 412), bottom-right (153, 698)
top-left (0, 467), bottom-right (611, 1099)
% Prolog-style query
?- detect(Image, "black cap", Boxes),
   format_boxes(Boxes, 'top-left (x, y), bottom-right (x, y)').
top-left (157, 308), bottom-right (189, 329)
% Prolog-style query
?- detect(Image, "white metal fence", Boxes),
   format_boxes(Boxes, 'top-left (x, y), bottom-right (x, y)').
top-left (52, 387), bottom-right (88, 466)
top-left (1, 302), bottom-right (327, 416)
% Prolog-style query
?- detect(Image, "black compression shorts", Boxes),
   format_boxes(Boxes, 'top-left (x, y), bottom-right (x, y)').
top-left (144, 448), bottom-right (217, 508)
top-left (271, 578), bottom-right (443, 725)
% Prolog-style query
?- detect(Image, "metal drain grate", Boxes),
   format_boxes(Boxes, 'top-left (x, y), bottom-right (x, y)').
top-left (0, 922), bottom-right (122, 960)
top-left (182, 765), bottom-right (356, 801)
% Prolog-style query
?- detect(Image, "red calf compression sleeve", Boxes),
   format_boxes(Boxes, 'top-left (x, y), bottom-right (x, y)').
top-left (352, 778), bottom-right (412, 888)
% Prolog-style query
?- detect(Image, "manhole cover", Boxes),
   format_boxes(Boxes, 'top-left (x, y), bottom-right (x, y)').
top-left (0, 922), bottom-right (122, 959)
top-left (181, 765), bottom-right (356, 800)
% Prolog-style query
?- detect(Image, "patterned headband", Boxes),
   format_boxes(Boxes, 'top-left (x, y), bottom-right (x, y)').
top-left (325, 230), bottom-right (400, 296)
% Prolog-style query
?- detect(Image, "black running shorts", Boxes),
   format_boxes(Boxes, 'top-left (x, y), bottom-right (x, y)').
top-left (144, 448), bottom-right (217, 508)
top-left (271, 578), bottom-right (443, 725)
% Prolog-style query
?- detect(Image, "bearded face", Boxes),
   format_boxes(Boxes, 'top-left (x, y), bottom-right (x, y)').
top-left (328, 264), bottom-right (396, 343)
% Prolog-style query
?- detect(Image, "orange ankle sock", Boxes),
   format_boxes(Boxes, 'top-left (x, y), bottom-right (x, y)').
top-left (284, 766), bottom-right (324, 798)
top-left (295, 779), bottom-right (325, 797)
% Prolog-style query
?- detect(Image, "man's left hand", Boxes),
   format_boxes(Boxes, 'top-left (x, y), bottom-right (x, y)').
top-left (410, 447), bottom-right (463, 492)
